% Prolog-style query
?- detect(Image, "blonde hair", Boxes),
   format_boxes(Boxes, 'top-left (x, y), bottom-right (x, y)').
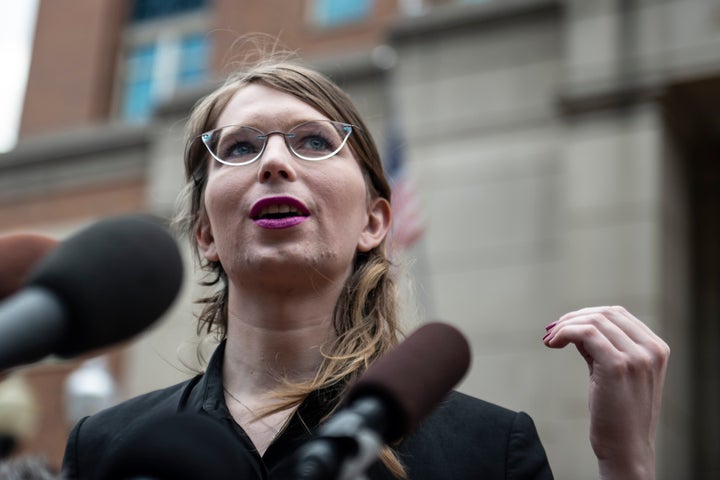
top-left (174, 61), bottom-right (406, 477)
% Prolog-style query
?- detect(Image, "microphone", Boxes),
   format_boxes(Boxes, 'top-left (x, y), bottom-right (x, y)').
top-left (97, 413), bottom-right (257, 480)
top-left (0, 233), bottom-right (58, 300)
top-left (0, 215), bottom-right (184, 371)
top-left (292, 322), bottom-right (471, 480)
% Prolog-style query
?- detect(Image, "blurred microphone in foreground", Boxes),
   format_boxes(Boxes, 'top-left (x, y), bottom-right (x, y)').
top-left (0, 215), bottom-right (184, 372)
top-left (292, 322), bottom-right (471, 480)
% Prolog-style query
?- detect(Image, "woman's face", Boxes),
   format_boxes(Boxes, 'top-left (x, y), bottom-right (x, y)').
top-left (196, 83), bottom-right (390, 292)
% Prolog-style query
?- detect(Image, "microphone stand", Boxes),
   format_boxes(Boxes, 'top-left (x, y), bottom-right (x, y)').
top-left (293, 398), bottom-right (387, 480)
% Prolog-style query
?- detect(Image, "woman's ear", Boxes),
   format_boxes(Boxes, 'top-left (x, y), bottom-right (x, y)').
top-left (357, 197), bottom-right (392, 252)
top-left (196, 217), bottom-right (219, 262)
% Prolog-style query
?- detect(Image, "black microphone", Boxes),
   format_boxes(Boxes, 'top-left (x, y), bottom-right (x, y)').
top-left (292, 322), bottom-right (471, 480)
top-left (97, 413), bottom-right (258, 480)
top-left (0, 215), bottom-right (183, 371)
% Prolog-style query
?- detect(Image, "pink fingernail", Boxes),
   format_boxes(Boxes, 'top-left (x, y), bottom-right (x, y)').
top-left (542, 330), bottom-right (552, 341)
top-left (545, 321), bottom-right (557, 331)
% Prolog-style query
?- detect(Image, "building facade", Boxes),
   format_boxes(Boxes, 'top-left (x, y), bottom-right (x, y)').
top-left (1, 0), bottom-right (718, 478)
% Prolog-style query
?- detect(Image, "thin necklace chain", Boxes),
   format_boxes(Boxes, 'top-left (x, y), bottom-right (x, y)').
top-left (223, 387), bottom-right (281, 436)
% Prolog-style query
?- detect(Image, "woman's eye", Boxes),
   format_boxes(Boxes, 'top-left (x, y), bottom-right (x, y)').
top-left (300, 135), bottom-right (332, 152)
top-left (226, 142), bottom-right (257, 158)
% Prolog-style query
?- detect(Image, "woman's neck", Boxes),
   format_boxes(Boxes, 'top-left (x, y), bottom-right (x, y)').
top-left (221, 282), bottom-right (340, 397)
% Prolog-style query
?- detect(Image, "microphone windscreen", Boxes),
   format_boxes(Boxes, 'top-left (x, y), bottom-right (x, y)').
top-left (98, 413), bottom-right (256, 480)
top-left (344, 322), bottom-right (471, 442)
top-left (0, 234), bottom-right (57, 300)
top-left (26, 215), bottom-right (184, 357)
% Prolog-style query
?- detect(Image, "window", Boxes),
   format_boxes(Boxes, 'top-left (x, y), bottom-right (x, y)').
top-left (121, 2), bottom-right (210, 122)
top-left (123, 44), bottom-right (157, 122)
top-left (177, 34), bottom-right (208, 85)
top-left (121, 32), bottom-right (209, 122)
top-left (312, 0), bottom-right (373, 28)
top-left (131, 0), bottom-right (207, 23)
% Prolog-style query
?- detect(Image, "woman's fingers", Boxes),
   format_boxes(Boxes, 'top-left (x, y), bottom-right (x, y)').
top-left (543, 306), bottom-right (670, 480)
top-left (545, 311), bottom-right (637, 357)
top-left (550, 306), bottom-right (658, 348)
top-left (546, 306), bottom-right (669, 370)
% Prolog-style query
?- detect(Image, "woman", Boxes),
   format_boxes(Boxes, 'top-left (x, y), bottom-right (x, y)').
top-left (62, 61), bottom-right (669, 480)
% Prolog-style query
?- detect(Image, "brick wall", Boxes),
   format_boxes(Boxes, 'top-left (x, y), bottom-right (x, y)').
top-left (19, 0), bottom-right (128, 137)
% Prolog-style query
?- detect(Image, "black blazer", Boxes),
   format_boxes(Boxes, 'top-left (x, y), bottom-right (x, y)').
top-left (62, 344), bottom-right (553, 479)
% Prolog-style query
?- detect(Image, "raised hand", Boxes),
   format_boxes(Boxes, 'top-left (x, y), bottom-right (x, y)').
top-left (543, 306), bottom-right (670, 480)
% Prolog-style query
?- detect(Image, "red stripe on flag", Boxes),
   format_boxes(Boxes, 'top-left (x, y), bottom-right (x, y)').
top-left (389, 175), bottom-right (425, 253)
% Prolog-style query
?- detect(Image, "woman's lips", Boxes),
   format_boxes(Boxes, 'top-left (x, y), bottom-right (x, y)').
top-left (254, 216), bottom-right (308, 229)
top-left (250, 196), bottom-right (310, 230)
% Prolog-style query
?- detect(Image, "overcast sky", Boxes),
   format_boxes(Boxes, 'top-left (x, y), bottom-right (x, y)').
top-left (0, 0), bottom-right (39, 153)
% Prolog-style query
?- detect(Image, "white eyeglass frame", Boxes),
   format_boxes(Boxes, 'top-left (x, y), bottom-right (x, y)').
top-left (197, 120), bottom-right (355, 166)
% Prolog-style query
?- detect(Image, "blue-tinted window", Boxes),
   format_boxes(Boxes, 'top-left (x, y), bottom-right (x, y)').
top-left (131, 0), bottom-right (207, 23)
top-left (123, 79), bottom-right (153, 122)
top-left (123, 44), bottom-right (157, 121)
top-left (122, 33), bottom-right (209, 122)
top-left (313, 0), bottom-right (372, 27)
top-left (178, 33), bottom-right (209, 87)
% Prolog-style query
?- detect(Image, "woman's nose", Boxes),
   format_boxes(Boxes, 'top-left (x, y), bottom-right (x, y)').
top-left (257, 135), bottom-right (297, 182)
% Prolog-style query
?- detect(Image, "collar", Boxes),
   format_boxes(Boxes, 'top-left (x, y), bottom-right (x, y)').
top-left (178, 340), bottom-right (348, 475)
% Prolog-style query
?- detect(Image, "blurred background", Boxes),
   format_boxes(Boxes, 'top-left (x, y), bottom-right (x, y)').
top-left (0, 0), bottom-right (718, 478)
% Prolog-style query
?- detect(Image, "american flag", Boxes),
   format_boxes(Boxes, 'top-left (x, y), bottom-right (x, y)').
top-left (384, 120), bottom-right (426, 255)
